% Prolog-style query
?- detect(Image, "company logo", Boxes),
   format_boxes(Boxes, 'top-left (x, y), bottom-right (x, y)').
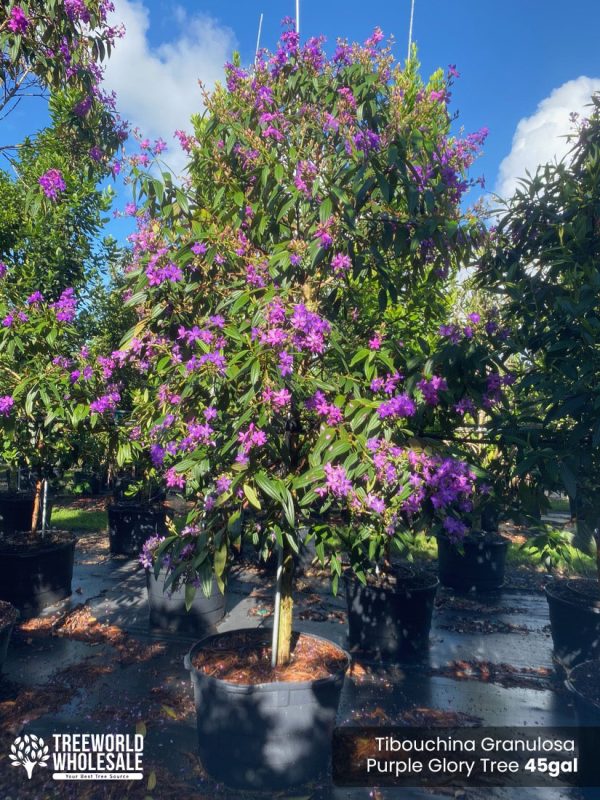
top-left (9, 734), bottom-right (51, 779)
top-left (9, 731), bottom-right (144, 781)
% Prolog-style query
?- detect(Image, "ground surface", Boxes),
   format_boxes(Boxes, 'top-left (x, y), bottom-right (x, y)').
top-left (0, 502), bottom-right (593, 800)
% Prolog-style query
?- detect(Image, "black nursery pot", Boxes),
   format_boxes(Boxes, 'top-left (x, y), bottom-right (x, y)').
top-left (146, 568), bottom-right (226, 635)
top-left (0, 601), bottom-right (18, 673)
top-left (108, 502), bottom-right (168, 558)
top-left (545, 579), bottom-right (600, 670)
top-left (184, 629), bottom-right (349, 791)
top-left (436, 533), bottom-right (508, 591)
top-left (565, 660), bottom-right (600, 786)
top-left (0, 493), bottom-right (49, 534)
top-left (345, 570), bottom-right (439, 659)
top-left (0, 532), bottom-right (75, 615)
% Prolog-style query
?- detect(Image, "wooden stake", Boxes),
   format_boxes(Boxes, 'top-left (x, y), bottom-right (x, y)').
top-left (31, 478), bottom-right (42, 534)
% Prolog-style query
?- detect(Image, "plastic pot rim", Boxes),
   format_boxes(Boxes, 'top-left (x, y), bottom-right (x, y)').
top-left (544, 582), bottom-right (600, 615)
top-left (0, 531), bottom-right (76, 559)
top-left (565, 659), bottom-right (600, 713)
top-left (343, 569), bottom-right (439, 594)
top-left (184, 627), bottom-right (350, 694)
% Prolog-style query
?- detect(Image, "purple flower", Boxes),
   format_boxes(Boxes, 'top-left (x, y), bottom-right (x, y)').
top-left (26, 291), bottom-right (44, 305)
top-left (8, 5), bottom-right (29, 33)
top-left (90, 390), bottom-right (120, 414)
top-left (278, 350), bottom-right (293, 377)
top-left (331, 253), bottom-right (351, 274)
top-left (0, 396), bottom-right (14, 416)
top-left (191, 241), bottom-right (207, 256)
top-left (215, 475), bottom-right (232, 494)
top-left (139, 534), bottom-right (166, 569)
top-left (150, 444), bottom-right (165, 466)
top-left (165, 467), bottom-right (185, 490)
top-left (294, 160), bottom-right (317, 197)
top-left (366, 494), bottom-right (385, 514)
top-left (0, 262), bottom-right (7, 278)
top-left (454, 397), bottom-right (475, 416)
top-left (377, 393), bottom-right (416, 419)
top-left (418, 375), bottom-right (448, 406)
top-left (73, 96), bottom-right (93, 117)
top-left (65, 0), bottom-right (91, 22)
top-left (39, 169), bottom-right (66, 200)
top-left (323, 463), bottom-right (352, 498)
top-left (52, 288), bottom-right (77, 322)
top-left (443, 516), bottom-right (468, 543)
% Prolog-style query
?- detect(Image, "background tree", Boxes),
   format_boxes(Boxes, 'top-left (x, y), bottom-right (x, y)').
top-left (476, 93), bottom-right (600, 548)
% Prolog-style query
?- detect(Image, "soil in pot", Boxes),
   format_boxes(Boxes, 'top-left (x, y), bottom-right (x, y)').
top-left (436, 532), bottom-right (508, 591)
top-left (0, 531), bottom-right (75, 616)
top-left (545, 579), bottom-right (600, 670)
top-left (345, 566), bottom-right (439, 660)
top-left (108, 503), bottom-right (168, 558)
top-left (0, 493), bottom-right (53, 534)
top-left (185, 628), bottom-right (349, 790)
top-left (0, 600), bottom-right (18, 673)
top-left (566, 660), bottom-right (600, 786)
top-left (146, 569), bottom-right (226, 635)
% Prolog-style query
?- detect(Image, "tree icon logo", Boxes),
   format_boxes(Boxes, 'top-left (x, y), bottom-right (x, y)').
top-left (9, 734), bottom-right (50, 779)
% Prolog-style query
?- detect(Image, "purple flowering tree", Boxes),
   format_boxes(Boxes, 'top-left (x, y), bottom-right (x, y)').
top-left (115, 25), bottom-right (490, 665)
top-left (0, 289), bottom-right (106, 531)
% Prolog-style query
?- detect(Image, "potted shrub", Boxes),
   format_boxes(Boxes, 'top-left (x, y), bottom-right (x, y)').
top-left (336, 449), bottom-right (481, 657)
top-left (0, 290), bottom-right (103, 614)
top-left (116, 24), bottom-right (489, 789)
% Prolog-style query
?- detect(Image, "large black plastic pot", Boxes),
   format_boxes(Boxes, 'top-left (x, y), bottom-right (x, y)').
top-left (436, 533), bottom-right (508, 591)
top-left (108, 502), bottom-right (168, 558)
top-left (0, 601), bottom-right (18, 673)
top-left (546, 580), bottom-right (600, 670)
top-left (146, 569), bottom-right (226, 634)
top-left (345, 571), bottom-right (438, 659)
top-left (0, 532), bottom-right (75, 615)
top-left (184, 629), bottom-right (349, 790)
top-left (0, 492), bottom-right (54, 534)
top-left (566, 660), bottom-right (600, 787)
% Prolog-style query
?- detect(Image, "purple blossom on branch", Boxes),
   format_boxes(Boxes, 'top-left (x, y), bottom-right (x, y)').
top-left (0, 396), bottom-right (14, 416)
top-left (39, 169), bottom-right (66, 200)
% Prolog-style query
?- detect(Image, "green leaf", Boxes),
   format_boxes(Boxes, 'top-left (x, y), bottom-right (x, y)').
top-left (243, 483), bottom-right (261, 509)
top-left (185, 583), bottom-right (197, 612)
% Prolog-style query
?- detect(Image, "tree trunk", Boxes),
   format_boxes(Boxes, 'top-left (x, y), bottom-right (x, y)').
top-left (573, 492), bottom-right (600, 554)
top-left (30, 479), bottom-right (43, 534)
top-left (275, 546), bottom-right (295, 667)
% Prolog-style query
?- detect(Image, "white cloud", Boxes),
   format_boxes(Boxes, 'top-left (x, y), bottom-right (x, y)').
top-left (103, 0), bottom-right (237, 176)
top-left (495, 76), bottom-right (600, 200)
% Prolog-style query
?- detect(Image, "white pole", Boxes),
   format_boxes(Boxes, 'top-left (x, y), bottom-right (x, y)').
top-left (407, 0), bottom-right (415, 61)
top-left (41, 479), bottom-right (48, 535)
top-left (255, 12), bottom-right (264, 62)
top-left (295, 0), bottom-right (300, 36)
top-left (271, 543), bottom-right (284, 668)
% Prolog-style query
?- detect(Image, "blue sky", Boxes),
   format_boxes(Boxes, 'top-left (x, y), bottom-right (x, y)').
top-left (4, 0), bottom-right (600, 243)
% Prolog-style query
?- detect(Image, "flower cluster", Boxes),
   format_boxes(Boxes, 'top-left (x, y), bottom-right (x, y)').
top-left (39, 169), bottom-right (66, 200)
